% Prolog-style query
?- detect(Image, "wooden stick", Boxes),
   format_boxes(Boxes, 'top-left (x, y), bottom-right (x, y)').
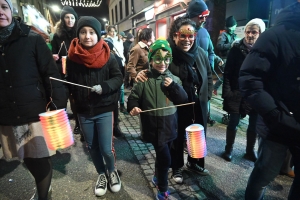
top-left (140, 102), bottom-right (195, 113)
top-left (49, 77), bottom-right (93, 89)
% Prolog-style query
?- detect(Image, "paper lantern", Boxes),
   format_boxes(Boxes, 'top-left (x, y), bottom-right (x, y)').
top-left (186, 124), bottom-right (207, 158)
top-left (39, 109), bottom-right (74, 150)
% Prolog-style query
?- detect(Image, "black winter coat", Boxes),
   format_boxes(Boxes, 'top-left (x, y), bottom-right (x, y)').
top-left (239, 2), bottom-right (300, 146)
top-left (222, 39), bottom-right (252, 115)
top-left (66, 53), bottom-right (123, 116)
top-left (0, 19), bottom-right (67, 126)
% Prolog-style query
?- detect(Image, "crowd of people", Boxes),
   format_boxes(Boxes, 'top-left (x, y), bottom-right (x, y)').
top-left (0, 0), bottom-right (299, 199)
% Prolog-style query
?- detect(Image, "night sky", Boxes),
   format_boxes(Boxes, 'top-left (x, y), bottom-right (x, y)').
top-left (46, 0), bottom-right (109, 29)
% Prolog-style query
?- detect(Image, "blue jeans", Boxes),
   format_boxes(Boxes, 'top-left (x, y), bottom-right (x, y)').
top-left (119, 84), bottom-right (124, 104)
top-left (245, 137), bottom-right (300, 199)
top-left (78, 112), bottom-right (116, 174)
top-left (227, 112), bottom-right (257, 133)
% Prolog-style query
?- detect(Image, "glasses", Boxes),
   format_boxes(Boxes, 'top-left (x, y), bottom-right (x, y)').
top-left (245, 30), bottom-right (259, 36)
top-left (152, 56), bottom-right (172, 64)
top-left (176, 32), bottom-right (196, 41)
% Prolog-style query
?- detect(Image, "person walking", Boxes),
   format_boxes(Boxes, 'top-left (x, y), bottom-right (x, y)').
top-left (186, 0), bottom-right (216, 125)
top-left (127, 39), bottom-right (188, 200)
top-left (221, 18), bottom-right (266, 162)
top-left (51, 6), bottom-right (83, 139)
top-left (66, 16), bottom-right (123, 197)
top-left (239, 2), bottom-right (300, 199)
top-left (0, 0), bottom-right (67, 199)
top-left (136, 17), bottom-right (213, 183)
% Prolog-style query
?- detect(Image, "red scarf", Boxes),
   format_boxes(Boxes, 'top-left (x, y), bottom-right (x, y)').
top-left (68, 38), bottom-right (110, 68)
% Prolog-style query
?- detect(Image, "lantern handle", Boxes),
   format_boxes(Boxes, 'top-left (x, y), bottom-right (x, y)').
top-left (49, 77), bottom-right (93, 89)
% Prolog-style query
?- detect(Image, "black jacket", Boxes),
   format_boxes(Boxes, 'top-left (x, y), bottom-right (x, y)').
top-left (222, 39), bottom-right (252, 115)
top-left (239, 2), bottom-right (300, 146)
top-left (66, 53), bottom-right (123, 116)
top-left (0, 19), bottom-right (67, 126)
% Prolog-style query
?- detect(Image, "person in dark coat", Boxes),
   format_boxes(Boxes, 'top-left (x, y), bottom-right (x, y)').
top-left (214, 16), bottom-right (237, 95)
top-left (51, 6), bottom-right (83, 138)
top-left (123, 32), bottom-right (134, 65)
top-left (127, 39), bottom-right (188, 200)
top-left (186, 0), bottom-right (216, 125)
top-left (239, 2), bottom-right (300, 199)
top-left (222, 18), bottom-right (266, 162)
top-left (0, 0), bottom-right (67, 199)
top-left (66, 16), bottom-right (123, 197)
top-left (136, 17), bottom-right (213, 184)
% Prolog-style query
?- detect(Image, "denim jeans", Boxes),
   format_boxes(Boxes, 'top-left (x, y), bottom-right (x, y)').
top-left (227, 112), bottom-right (257, 133)
top-left (78, 112), bottom-right (116, 174)
top-left (245, 137), bottom-right (300, 199)
top-left (119, 84), bottom-right (125, 104)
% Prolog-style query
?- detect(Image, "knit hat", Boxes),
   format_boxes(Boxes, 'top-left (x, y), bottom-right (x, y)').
top-left (148, 39), bottom-right (172, 61)
top-left (5, 0), bottom-right (13, 12)
top-left (225, 16), bottom-right (237, 27)
top-left (187, 0), bottom-right (209, 18)
top-left (126, 33), bottom-right (133, 40)
top-left (245, 18), bottom-right (266, 33)
top-left (120, 32), bottom-right (126, 37)
top-left (60, 6), bottom-right (78, 21)
top-left (77, 16), bottom-right (102, 41)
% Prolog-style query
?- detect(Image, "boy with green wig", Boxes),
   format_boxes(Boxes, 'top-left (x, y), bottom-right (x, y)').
top-left (127, 39), bottom-right (188, 200)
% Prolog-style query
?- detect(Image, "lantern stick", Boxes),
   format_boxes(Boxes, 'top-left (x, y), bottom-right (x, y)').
top-left (49, 77), bottom-right (93, 89)
top-left (140, 102), bottom-right (195, 113)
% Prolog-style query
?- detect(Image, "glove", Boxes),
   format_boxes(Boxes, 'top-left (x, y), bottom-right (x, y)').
top-left (91, 85), bottom-right (102, 95)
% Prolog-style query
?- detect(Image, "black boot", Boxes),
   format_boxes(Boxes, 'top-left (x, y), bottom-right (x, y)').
top-left (207, 113), bottom-right (216, 126)
top-left (223, 129), bottom-right (237, 161)
top-left (120, 103), bottom-right (129, 114)
top-left (113, 125), bottom-right (124, 138)
top-left (244, 131), bottom-right (257, 162)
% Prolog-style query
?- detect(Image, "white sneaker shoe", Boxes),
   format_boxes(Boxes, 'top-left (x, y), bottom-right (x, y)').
top-left (108, 170), bottom-right (121, 193)
top-left (172, 168), bottom-right (183, 184)
top-left (95, 173), bottom-right (107, 196)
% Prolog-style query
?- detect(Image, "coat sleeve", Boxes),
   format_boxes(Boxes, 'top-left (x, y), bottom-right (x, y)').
top-left (238, 32), bottom-right (278, 115)
top-left (126, 45), bottom-right (139, 77)
top-left (208, 39), bottom-right (215, 70)
top-left (165, 78), bottom-right (188, 105)
top-left (35, 34), bottom-right (67, 109)
top-left (222, 47), bottom-right (237, 99)
top-left (101, 54), bottom-right (123, 95)
top-left (217, 32), bottom-right (231, 51)
top-left (51, 34), bottom-right (59, 54)
top-left (127, 82), bottom-right (143, 112)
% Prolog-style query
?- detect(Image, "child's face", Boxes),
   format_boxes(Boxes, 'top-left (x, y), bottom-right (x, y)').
top-left (150, 49), bottom-right (172, 73)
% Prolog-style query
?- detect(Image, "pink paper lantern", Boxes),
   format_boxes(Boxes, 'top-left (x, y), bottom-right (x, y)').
top-left (186, 124), bottom-right (207, 158)
top-left (39, 109), bottom-right (74, 150)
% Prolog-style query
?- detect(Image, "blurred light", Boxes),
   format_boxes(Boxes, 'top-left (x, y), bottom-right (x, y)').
top-left (51, 5), bottom-right (60, 12)
top-left (103, 18), bottom-right (107, 22)
top-left (61, 0), bottom-right (102, 7)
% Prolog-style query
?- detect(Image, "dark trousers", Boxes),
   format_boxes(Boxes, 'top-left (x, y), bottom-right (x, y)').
top-left (171, 102), bottom-right (205, 169)
top-left (153, 141), bottom-right (172, 192)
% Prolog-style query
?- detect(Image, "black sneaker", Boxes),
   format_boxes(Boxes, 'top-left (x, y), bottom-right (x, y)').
top-left (172, 168), bottom-right (183, 184)
top-left (95, 173), bottom-right (107, 196)
top-left (113, 127), bottom-right (124, 138)
top-left (80, 133), bottom-right (85, 142)
top-left (108, 170), bottom-right (121, 192)
top-left (186, 162), bottom-right (209, 176)
top-left (73, 126), bottom-right (81, 135)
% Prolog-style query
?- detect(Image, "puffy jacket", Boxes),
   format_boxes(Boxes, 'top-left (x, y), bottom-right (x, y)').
top-left (222, 39), bottom-right (252, 115)
top-left (66, 53), bottom-right (123, 116)
top-left (127, 68), bottom-right (188, 145)
top-left (239, 2), bottom-right (300, 146)
top-left (217, 31), bottom-right (237, 58)
top-left (0, 19), bottom-right (67, 126)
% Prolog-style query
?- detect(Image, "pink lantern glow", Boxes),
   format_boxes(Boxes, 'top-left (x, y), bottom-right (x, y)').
top-left (39, 109), bottom-right (74, 150)
top-left (186, 124), bottom-right (207, 158)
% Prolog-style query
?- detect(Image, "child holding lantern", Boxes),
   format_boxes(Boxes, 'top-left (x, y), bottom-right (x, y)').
top-left (127, 39), bottom-right (188, 200)
top-left (66, 16), bottom-right (123, 197)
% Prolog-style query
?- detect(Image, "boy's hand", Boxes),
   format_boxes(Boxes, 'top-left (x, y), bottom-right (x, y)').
top-left (130, 107), bottom-right (142, 116)
top-left (164, 77), bottom-right (173, 87)
top-left (135, 69), bottom-right (149, 83)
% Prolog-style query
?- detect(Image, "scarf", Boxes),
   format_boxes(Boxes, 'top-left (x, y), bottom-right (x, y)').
top-left (0, 19), bottom-right (15, 44)
top-left (68, 38), bottom-right (110, 68)
top-left (168, 38), bottom-right (200, 101)
top-left (242, 38), bottom-right (252, 51)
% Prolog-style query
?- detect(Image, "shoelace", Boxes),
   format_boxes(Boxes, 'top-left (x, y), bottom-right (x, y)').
top-left (109, 171), bottom-right (119, 185)
top-left (173, 168), bottom-right (182, 177)
top-left (96, 174), bottom-right (107, 189)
